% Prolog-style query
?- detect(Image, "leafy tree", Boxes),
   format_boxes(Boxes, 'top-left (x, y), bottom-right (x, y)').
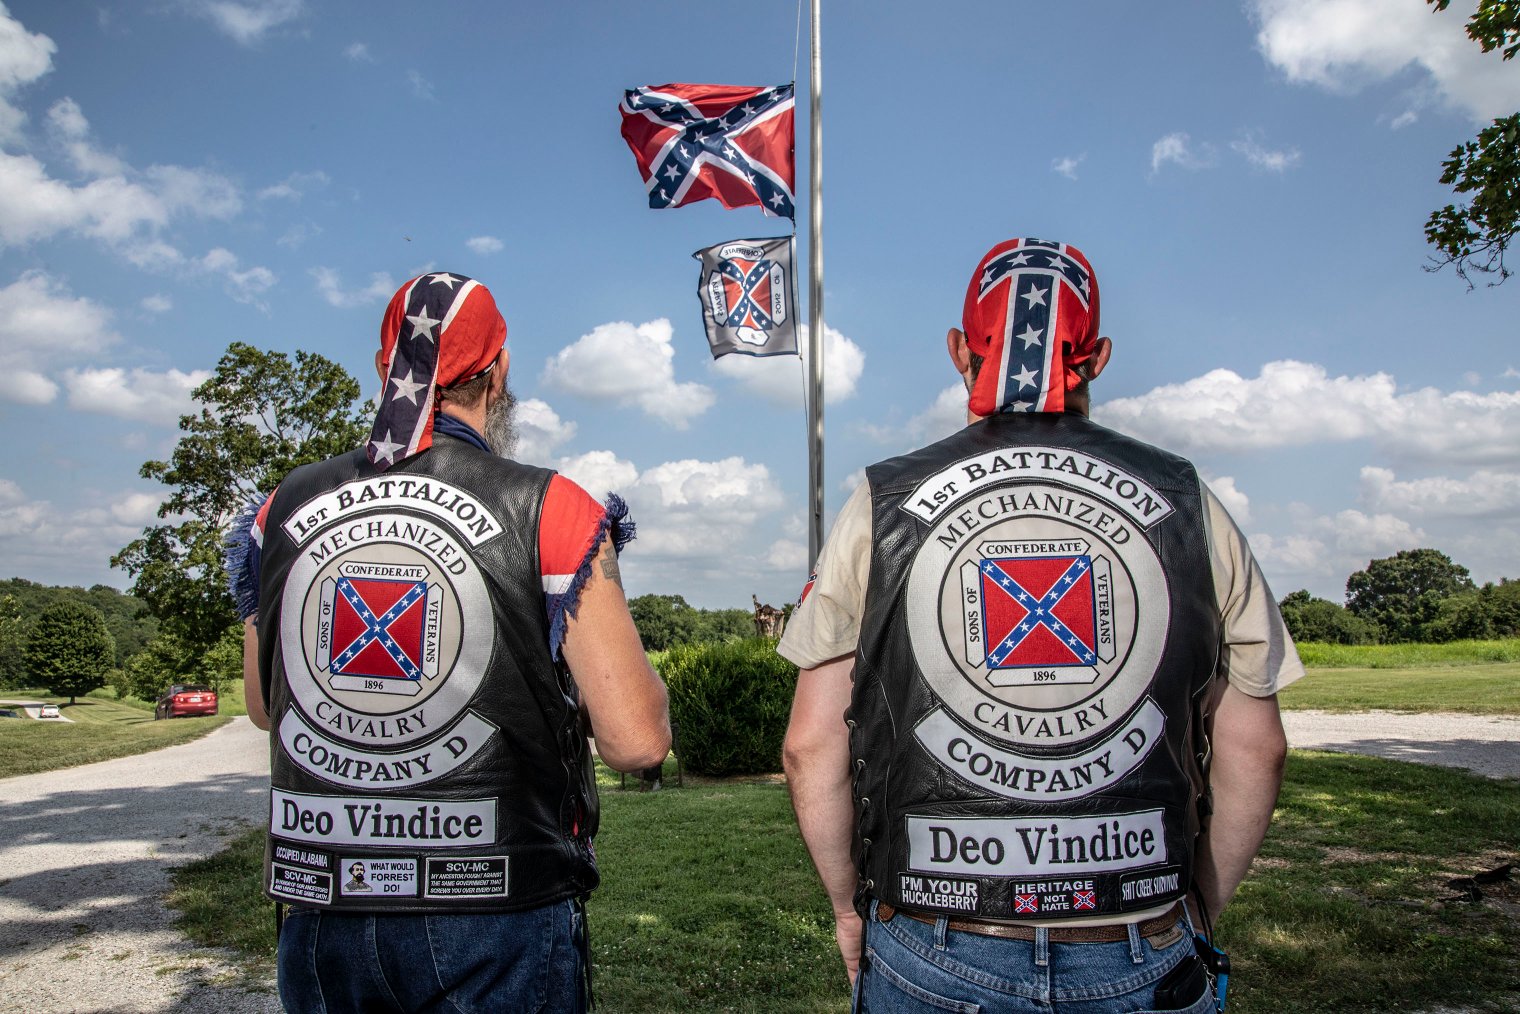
top-left (694, 608), bottom-right (755, 643)
top-left (0, 593), bottom-right (25, 689)
top-left (0, 578), bottom-right (157, 669)
top-left (25, 601), bottom-right (115, 704)
top-left (120, 632), bottom-right (194, 702)
top-left (628, 594), bottom-right (701, 651)
top-left (1424, 579), bottom-right (1520, 641)
top-left (1345, 548), bottom-right (1476, 642)
top-left (112, 342), bottom-right (368, 659)
top-left (1425, 1), bottom-right (1520, 284)
top-left (1277, 590), bottom-right (1381, 645)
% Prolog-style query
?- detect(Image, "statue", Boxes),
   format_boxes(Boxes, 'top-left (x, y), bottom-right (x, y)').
top-left (753, 594), bottom-right (787, 640)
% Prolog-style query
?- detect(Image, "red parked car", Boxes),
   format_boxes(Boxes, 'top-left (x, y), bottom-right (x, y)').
top-left (154, 684), bottom-right (219, 719)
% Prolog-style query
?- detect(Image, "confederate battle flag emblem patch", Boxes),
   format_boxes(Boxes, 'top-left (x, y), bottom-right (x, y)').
top-left (315, 563), bottom-right (442, 696)
top-left (978, 554), bottom-right (1098, 670)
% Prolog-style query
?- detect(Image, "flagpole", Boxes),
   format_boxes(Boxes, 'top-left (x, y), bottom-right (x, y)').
top-left (806, 0), bottom-right (826, 570)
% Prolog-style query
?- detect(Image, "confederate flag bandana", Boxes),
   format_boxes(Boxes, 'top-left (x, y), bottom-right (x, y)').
top-left (962, 238), bottom-right (1100, 416)
top-left (367, 273), bottom-right (507, 468)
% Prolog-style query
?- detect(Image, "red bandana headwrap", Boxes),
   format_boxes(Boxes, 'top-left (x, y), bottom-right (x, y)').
top-left (962, 238), bottom-right (1100, 417)
top-left (367, 272), bottom-right (508, 468)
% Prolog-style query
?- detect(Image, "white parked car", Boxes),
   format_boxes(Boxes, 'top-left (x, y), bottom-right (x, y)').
top-left (38, 704), bottom-right (60, 719)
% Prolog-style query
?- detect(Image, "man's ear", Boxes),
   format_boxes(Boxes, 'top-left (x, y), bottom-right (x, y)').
top-left (374, 349), bottom-right (387, 387)
top-left (490, 347), bottom-right (510, 398)
top-left (947, 327), bottom-right (973, 386)
top-left (1087, 337), bottom-right (1113, 382)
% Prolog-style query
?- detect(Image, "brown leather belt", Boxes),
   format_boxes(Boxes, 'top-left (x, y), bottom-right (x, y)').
top-left (876, 900), bottom-right (1186, 943)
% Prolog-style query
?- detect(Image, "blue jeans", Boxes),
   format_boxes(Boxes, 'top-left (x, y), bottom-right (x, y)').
top-left (278, 900), bottom-right (585, 1014)
top-left (855, 901), bottom-right (1213, 1014)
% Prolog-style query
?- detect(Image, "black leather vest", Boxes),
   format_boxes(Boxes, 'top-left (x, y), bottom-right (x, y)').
top-left (255, 436), bottom-right (598, 912)
top-left (852, 413), bottom-right (1218, 921)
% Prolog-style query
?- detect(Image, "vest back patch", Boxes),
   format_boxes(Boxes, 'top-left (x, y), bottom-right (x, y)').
top-left (277, 477), bottom-right (500, 785)
top-left (904, 473), bottom-right (1172, 795)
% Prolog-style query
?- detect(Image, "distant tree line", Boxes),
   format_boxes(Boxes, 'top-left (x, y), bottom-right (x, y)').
top-left (628, 594), bottom-right (772, 652)
top-left (1279, 548), bottom-right (1520, 645)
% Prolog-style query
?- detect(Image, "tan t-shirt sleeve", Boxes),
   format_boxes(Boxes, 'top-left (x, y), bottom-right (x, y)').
top-left (777, 480), bottom-right (873, 669)
top-left (1201, 480), bottom-right (1306, 696)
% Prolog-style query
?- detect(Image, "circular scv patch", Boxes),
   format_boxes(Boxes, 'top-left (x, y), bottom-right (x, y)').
top-left (906, 482), bottom-right (1169, 747)
top-left (279, 512), bottom-right (492, 747)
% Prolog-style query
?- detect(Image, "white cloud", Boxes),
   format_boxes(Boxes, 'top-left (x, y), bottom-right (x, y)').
top-left (542, 318), bottom-right (714, 428)
top-left (764, 538), bottom-right (808, 572)
top-left (466, 235), bottom-right (503, 255)
top-left (1359, 465), bottom-right (1520, 519)
top-left (311, 266), bottom-right (394, 309)
top-left (1249, 507), bottom-right (1425, 585)
top-left (840, 468), bottom-right (865, 495)
top-left (45, 97), bottom-right (124, 177)
top-left (408, 69), bottom-right (434, 100)
top-left (1250, 0), bottom-right (1520, 123)
top-left (140, 293), bottom-right (172, 314)
top-left (1151, 132), bottom-right (1216, 174)
top-left (1051, 154), bottom-right (1083, 180)
top-left (188, 0), bottom-right (305, 46)
top-left (0, 480), bottom-right (173, 586)
top-left (513, 397), bottom-right (577, 464)
top-left (258, 169), bottom-right (329, 201)
top-left (709, 323), bottom-right (865, 406)
top-left (862, 383), bottom-right (968, 449)
top-left (0, 147), bottom-right (241, 256)
top-left (0, 270), bottom-right (116, 405)
top-left (1230, 133), bottom-right (1301, 172)
top-left (277, 221), bottom-right (320, 249)
top-left (1202, 474), bottom-right (1253, 527)
top-left (554, 449), bottom-right (638, 498)
top-left (200, 247), bottom-right (275, 306)
top-left (620, 456), bottom-right (785, 559)
top-left (1389, 109), bottom-right (1419, 129)
top-left (343, 41), bottom-right (372, 62)
top-left (0, 4), bottom-right (55, 144)
top-left (1096, 360), bottom-right (1520, 465)
top-left (62, 366), bottom-right (209, 425)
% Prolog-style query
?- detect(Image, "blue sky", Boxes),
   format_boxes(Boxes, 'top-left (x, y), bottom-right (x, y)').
top-left (0, 0), bottom-right (1515, 609)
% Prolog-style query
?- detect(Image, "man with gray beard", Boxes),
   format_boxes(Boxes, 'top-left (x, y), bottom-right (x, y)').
top-left (229, 272), bottom-right (669, 1013)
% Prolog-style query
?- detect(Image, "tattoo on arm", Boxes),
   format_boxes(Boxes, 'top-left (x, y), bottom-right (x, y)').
top-left (599, 544), bottom-right (623, 588)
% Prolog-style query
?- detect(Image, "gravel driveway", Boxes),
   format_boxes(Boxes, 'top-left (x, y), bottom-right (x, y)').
top-left (1282, 709), bottom-right (1520, 779)
top-left (0, 717), bottom-right (278, 1013)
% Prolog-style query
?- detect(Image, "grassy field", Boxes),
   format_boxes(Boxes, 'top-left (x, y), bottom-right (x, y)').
top-left (0, 693), bottom-right (230, 779)
top-left (1284, 639), bottom-right (1520, 714)
top-left (1280, 661), bottom-right (1520, 714)
top-left (169, 753), bottom-right (1520, 1014)
top-left (1297, 638), bottom-right (1520, 668)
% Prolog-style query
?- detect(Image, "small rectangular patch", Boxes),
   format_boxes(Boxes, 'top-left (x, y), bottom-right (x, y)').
top-left (897, 874), bottom-right (979, 913)
top-left (270, 862), bottom-right (333, 904)
top-left (270, 842), bottom-right (332, 871)
top-left (339, 857), bottom-right (418, 898)
top-left (424, 856), bottom-right (508, 899)
top-left (906, 810), bottom-right (1168, 878)
top-left (1120, 865), bottom-right (1184, 906)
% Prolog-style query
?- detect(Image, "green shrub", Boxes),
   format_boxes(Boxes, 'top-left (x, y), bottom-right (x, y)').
top-left (659, 637), bottom-right (798, 776)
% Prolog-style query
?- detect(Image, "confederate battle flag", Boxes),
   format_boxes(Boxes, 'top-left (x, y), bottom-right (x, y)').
top-left (619, 83), bottom-right (796, 218)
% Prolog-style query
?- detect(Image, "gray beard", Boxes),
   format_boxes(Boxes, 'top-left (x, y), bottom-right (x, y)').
top-left (484, 382), bottom-right (518, 457)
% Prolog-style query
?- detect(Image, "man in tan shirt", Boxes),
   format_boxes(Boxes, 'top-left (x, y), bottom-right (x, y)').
top-left (780, 238), bottom-right (1300, 1013)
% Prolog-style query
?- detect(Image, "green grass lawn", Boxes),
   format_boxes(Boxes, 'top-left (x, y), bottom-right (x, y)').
top-left (1280, 661), bottom-right (1520, 714)
top-left (0, 693), bottom-right (230, 779)
top-left (169, 754), bottom-right (1520, 1014)
top-left (1297, 639), bottom-right (1520, 669)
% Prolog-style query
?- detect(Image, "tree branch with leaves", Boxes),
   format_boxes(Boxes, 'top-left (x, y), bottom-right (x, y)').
top-left (1426, 0), bottom-right (1520, 285)
top-left (112, 342), bottom-right (368, 661)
